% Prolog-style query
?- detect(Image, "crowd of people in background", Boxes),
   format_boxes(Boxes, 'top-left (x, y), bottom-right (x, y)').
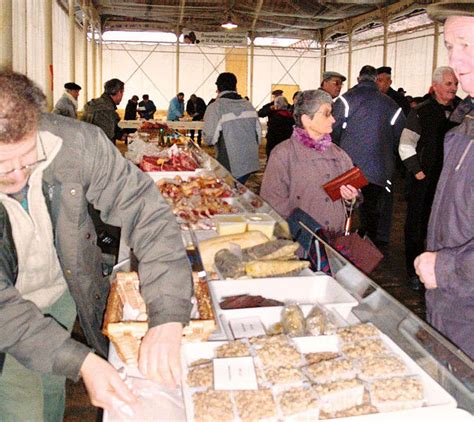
top-left (53, 60), bottom-right (464, 287)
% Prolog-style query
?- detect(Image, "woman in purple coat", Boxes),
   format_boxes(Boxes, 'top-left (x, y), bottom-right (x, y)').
top-left (260, 89), bottom-right (359, 232)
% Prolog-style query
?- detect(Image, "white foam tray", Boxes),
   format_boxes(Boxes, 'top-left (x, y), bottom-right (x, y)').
top-left (180, 334), bottom-right (458, 422)
top-left (218, 304), bottom-right (348, 340)
top-left (209, 274), bottom-right (358, 334)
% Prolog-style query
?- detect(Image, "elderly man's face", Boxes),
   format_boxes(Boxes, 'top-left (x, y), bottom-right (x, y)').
top-left (0, 132), bottom-right (38, 194)
top-left (433, 71), bottom-right (458, 105)
top-left (70, 89), bottom-right (80, 100)
top-left (376, 73), bottom-right (392, 94)
top-left (322, 77), bottom-right (343, 98)
top-left (113, 89), bottom-right (124, 105)
top-left (445, 16), bottom-right (474, 95)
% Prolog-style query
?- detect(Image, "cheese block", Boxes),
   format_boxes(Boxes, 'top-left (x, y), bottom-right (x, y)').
top-left (245, 260), bottom-right (309, 278)
top-left (241, 240), bottom-right (299, 261)
top-left (116, 272), bottom-right (147, 321)
top-left (104, 321), bottom-right (148, 366)
top-left (109, 332), bottom-right (141, 366)
top-left (102, 281), bottom-right (123, 326)
top-left (182, 319), bottom-right (216, 342)
top-left (105, 321), bottom-right (149, 338)
top-left (102, 271), bottom-right (149, 366)
top-left (214, 249), bottom-right (246, 279)
top-left (198, 231), bottom-right (269, 272)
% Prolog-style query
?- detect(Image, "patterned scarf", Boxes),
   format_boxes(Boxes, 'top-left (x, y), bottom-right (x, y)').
top-left (293, 126), bottom-right (332, 152)
top-left (9, 184), bottom-right (29, 212)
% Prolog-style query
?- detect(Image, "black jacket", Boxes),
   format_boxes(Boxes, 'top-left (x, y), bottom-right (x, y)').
top-left (332, 81), bottom-right (406, 187)
top-left (186, 97), bottom-right (207, 120)
top-left (258, 101), bottom-right (274, 118)
top-left (124, 100), bottom-right (138, 120)
top-left (399, 95), bottom-right (462, 178)
top-left (266, 109), bottom-right (294, 157)
top-left (386, 87), bottom-right (411, 117)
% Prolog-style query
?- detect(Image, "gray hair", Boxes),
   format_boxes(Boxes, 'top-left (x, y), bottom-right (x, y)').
top-left (0, 70), bottom-right (46, 143)
top-left (274, 96), bottom-right (289, 110)
top-left (432, 66), bottom-right (455, 84)
top-left (104, 78), bottom-right (124, 96)
top-left (294, 90), bottom-right (332, 128)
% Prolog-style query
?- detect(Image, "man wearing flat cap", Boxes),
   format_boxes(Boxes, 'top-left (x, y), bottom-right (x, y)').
top-left (258, 89), bottom-right (284, 118)
top-left (376, 67), bottom-right (411, 116)
top-left (52, 82), bottom-right (81, 119)
top-left (414, 0), bottom-right (474, 360)
top-left (320, 71), bottom-right (346, 99)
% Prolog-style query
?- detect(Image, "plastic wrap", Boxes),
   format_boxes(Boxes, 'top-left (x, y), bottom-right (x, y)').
top-left (281, 304), bottom-right (306, 337)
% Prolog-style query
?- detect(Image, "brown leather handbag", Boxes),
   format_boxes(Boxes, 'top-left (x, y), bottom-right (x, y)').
top-left (322, 202), bottom-right (383, 274)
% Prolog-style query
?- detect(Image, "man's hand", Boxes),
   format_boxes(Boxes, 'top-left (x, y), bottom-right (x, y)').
top-left (414, 252), bottom-right (438, 289)
top-left (340, 184), bottom-right (359, 201)
top-left (415, 171), bottom-right (426, 180)
top-left (80, 353), bottom-right (137, 412)
top-left (138, 322), bottom-right (183, 387)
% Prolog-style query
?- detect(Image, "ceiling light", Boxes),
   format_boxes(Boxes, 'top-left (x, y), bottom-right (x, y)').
top-left (221, 15), bottom-right (238, 30)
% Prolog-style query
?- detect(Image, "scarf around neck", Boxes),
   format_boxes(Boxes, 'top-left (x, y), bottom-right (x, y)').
top-left (65, 91), bottom-right (78, 109)
top-left (293, 126), bottom-right (332, 152)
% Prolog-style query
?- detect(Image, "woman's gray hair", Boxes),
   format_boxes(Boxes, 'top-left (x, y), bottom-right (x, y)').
top-left (432, 66), bottom-right (455, 84)
top-left (274, 96), bottom-right (289, 110)
top-left (293, 89), bottom-right (332, 128)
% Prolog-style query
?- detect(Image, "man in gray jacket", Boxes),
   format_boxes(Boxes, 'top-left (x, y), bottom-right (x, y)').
top-left (52, 82), bottom-right (81, 118)
top-left (415, 1), bottom-right (474, 360)
top-left (203, 72), bottom-right (262, 184)
top-left (0, 71), bottom-right (192, 420)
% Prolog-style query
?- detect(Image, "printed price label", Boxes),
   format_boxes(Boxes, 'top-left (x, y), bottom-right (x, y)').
top-left (213, 357), bottom-right (258, 390)
top-left (229, 317), bottom-right (266, 339)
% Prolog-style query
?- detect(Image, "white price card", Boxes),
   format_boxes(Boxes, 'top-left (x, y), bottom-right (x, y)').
top-left (213, 357), bottom-right (258, 390)
top-left (229, 316), bottom-right (266, 339)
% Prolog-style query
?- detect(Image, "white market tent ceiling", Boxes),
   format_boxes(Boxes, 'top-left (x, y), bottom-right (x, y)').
top-left (12, 0), bottom-right (453, 111)
top-left (64, 0), bottom-right (434, 41)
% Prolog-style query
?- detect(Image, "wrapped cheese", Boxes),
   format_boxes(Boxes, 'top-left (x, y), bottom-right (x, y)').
top-left (199, 231), bottom-right (269, 272)
top-left (245, 260), bottom-right (309, 278)
top-left (102, 272), bottom-right (149, 366)
top-left (281, 304), bottom-right (306, 337)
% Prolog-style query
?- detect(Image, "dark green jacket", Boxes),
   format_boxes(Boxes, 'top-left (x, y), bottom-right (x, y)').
top-left (82, 93), bottom-right (122, 141)
top-left (0, 114), bottom-right (192, 380)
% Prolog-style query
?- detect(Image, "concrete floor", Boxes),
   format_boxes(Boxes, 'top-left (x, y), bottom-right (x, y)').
top-left (64, 142), bottom-right (425, 420)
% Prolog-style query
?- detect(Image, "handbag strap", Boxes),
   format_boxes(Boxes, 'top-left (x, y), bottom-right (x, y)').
top-left (343, 198), bottom-right (355, 236)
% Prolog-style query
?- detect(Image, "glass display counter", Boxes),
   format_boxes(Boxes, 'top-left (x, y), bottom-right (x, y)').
top-left (311, 232), bottom-right (474, 412)
top-left (113, 136), bottom-right (473, 419)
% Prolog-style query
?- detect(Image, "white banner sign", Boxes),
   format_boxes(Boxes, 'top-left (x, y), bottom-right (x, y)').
top-left (198, 31), bottom-right (248, 46)
top-left (105, 21), bottom-right (165, 31)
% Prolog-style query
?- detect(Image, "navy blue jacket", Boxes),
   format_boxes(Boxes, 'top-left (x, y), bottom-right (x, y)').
top-left (332, 80), bottom-right (406, 187)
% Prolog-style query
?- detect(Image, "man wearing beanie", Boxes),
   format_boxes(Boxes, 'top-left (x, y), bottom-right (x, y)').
top-left (52, 82), bottom-right (81, 119)
top-left (415, 0), bottom-right (474, 360)
top-left (203, 72), bottom-right (262, 184)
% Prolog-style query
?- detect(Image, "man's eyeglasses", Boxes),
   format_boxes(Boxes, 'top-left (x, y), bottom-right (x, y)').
top-left (0, 134), bottom-right (48, 177)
